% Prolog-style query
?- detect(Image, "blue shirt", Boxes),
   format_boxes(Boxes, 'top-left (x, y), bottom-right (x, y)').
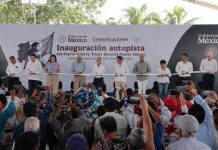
top-left (71, 61), bottom-right (86, 74)
top-left (194, 95), bottom-right (217, 150)
top-left (46, 62), bottom-right (60, 73)
top-left (154, 123), bottom-right (164, 150)
top-left (0, 101), bottom-right (15, 139)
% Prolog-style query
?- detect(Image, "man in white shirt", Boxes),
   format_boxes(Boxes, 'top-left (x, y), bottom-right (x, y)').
top-left (25, 54), bottom-right (42, 97)
top-left (114, 56), bottom-right (129, 101)
top-left (94, 97), bottom-right (127, 140)
top-left (6, 56), bottom-right (22, 91)
top-left (175, 53), bottom-right (193, 84)
top-left (92, 57), bottom-right (105, 89)
top-left (166, 114), bottom-right (211, 150)
top-left (200, 51), bottom-right (217, 90)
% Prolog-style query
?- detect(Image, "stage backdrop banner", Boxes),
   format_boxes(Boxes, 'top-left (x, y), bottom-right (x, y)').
top-left (1, 25), bottom-right (218, 92)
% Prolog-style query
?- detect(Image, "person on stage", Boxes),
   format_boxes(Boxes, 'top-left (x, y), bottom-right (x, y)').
top-left (157, 60), bottom-right (171, 98)
top-left (92, 57), bottom-right (105, 89)
top-left (175, 53), bottom-right (193, 84)
top-left (6, 56), bottom-right (22, 91)
top-left (45, 54), bottom-right (60, 94)
top-left (200, 51), bottom-right (217, 90)
top-left (114, 56), bottom-right (129, 101)
top-left (71, 54), bottom-right (86, 94)
top-left (25, 53), bottom-right (42, 97)
top-left (133, 53), bottom-right (151, 94)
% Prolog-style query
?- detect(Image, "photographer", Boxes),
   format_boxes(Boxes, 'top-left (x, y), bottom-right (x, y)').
top-left (49, 93), bottom-right (86, 150)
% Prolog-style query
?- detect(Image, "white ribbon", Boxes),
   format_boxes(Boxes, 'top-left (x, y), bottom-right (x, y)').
top-left (1, 70), bottom-right (207, 78)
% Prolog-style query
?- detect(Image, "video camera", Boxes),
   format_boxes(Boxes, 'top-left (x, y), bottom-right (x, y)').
top-left (64, 91), bottom-right (75, 103)
top-left (202, 90), bottom-right (211, 97)
top-left (123, 95), bottom-right (152, 105)
top-left (170, 80), bottom-right (192, 96)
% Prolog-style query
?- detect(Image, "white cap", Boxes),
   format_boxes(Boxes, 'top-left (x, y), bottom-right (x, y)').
top-left (177, 114), bottom-right (199, 137)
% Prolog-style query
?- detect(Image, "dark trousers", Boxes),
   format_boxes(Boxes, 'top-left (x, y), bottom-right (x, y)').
top-left (7, 77), bottom-right (20, 91)
top-left (39, 140), bottom-right (46, 150)
top-left (93, 77), bottom-right (104, 89)
top-left (28, 80), bottom-right (41, 97)
top-left (203, 74), bottom-right (215, 90)
top-left (179, 77), bottom-right (191, 85)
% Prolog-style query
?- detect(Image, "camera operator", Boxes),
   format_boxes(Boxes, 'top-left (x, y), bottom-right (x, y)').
top-left (49, 93), bottom-right (87, 150)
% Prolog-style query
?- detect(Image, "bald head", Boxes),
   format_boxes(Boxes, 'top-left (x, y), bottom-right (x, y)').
top-left (139, 53), bottom-right (145, 62)
top-left (207, 52), bottom-right (213, 61)
top-left (76, 54), bottom-right (83, 63)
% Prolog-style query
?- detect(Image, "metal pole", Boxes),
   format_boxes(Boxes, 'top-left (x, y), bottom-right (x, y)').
top-left (33, 4), bottom-right (36, 24)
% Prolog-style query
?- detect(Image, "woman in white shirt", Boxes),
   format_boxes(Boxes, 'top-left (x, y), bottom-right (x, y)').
top-left (157, 60), bottom-right (171, 98)
top-left (92, 57), bottom-right (105, 89)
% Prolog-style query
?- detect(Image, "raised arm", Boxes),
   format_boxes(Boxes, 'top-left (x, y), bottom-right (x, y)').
top-left (186, 81), bottom-right (213, 124)
top-left (139, 96), bottom-right (155, 150)
top-left (148, 105), bottom-right (162, 123)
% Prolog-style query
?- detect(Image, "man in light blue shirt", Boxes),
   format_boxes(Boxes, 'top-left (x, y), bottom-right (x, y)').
top-left (187, 81), bottom-right (217, 150)
top-left (71, 54), bottom-right (86, 94)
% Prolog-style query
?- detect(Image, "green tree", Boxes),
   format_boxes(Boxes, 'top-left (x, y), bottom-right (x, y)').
top-left (0, 0), bottom-right (106, 24)
top-left (122, 4), bottom-right (163, 25)
top-left (164, 6), bottom-right (200, 24)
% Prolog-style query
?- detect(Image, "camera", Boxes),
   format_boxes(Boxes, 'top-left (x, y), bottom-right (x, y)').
top-left (123, 95), bottom-right (152, 105)
top-left (175, 86), bottom-right (187, 93)
top-left (36, 85), bottom-right (46, 91)
top-left (64, 91), bottom-right (74, 103)
top-left (202, 90), bottom-right (211, 97)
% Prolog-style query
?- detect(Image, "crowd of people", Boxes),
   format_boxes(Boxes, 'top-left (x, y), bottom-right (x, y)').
top-left (0, 52), bottom-right (218, 150)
